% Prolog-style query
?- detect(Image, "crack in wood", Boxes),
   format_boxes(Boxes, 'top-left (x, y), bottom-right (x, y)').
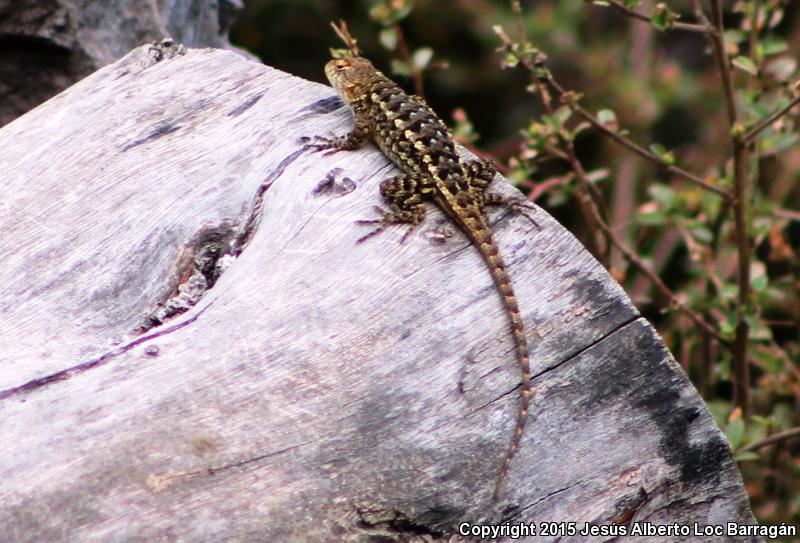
top-left (0, 302), bottom-right (213, 402)
top-left (233, 147), bottom-right (307, 253)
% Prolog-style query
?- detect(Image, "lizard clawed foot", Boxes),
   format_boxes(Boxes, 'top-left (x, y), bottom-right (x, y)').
top-left (354, 206), bottom-right (390, 225)
top-left (486, 194), bottom-right (540, 229)
top-left (510, 200), bottom-right (540, 229)
top-left (355, 207), bottom-right (418, 244)
top-left (355, 226), bottom-right (386, 244)
top-left (355, 206), bottom-right (390, 243)
top-left (482, 193), bottom-right (541, 229)
top-left (307, 133), bottom-right (343, 156)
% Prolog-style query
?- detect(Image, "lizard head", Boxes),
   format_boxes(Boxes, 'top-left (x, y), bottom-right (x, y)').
top-left (325, 57), bottom-right (377, 104)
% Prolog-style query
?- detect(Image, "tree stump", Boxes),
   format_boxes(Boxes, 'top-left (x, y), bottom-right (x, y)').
top-left (0, 45), bottom-right (760, 542)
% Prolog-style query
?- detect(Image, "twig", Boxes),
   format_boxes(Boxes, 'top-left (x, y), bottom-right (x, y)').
top-left (512, 0), bottom-right (526, 46)
top-left (606, 0), bottom-right (710, 33)
top-left (493, 26), bottom-right (728, 199)
top-left (544, 76), bottom-right (732, 200)
top-left (708, 1), bottom-right (737, 126)
top-left (506, 2), bottom-right (605, 257)
top-left (774, 208), bottom-right (800, 222)
top-left (391, 23), bottom-right (425, 99)
top-left (330, 20), bottom-right (361, 56)
top-left (738, 427), bottom-right (800, 453)
top-left (708, 0), bottom-right (753, 417)
top-left (747, 0), bottom-right (762, 75)
top-left (498, 14), bottom-right (727, 344)
top-left (743, 95), bottom-right (800, 143)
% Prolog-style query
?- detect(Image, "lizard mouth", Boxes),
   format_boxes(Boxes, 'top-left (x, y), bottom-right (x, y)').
top-left (324, 59), bottom-right (351, 87)
top-left (324, 59), bottom-right (340, 86)
top-left (325, 59), bottom-right (360, 101)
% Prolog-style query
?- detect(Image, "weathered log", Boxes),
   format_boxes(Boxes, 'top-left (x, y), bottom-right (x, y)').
top-left (0, 45), bottom-right (760, 542)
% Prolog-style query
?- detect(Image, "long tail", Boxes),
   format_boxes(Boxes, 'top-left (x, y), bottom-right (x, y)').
top-left (471, 226), bottom-right (532, 502)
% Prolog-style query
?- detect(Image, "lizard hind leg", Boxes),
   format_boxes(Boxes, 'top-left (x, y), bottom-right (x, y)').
top-left (465, 159), bottom-right (540, 228)
top-left (464, 158), bottom-right (499, 190)
top-left (355, 172), bottom-right (434, 244)
top-left (482, 193), bottom-right (540, 229)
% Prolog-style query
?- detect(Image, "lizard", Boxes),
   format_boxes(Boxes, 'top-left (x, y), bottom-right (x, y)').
top-left (313, 54), bottom-right (534, 502)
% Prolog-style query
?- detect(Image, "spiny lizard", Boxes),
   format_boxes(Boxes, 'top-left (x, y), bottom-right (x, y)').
top-left (314, 56), bottom-right (534, 502)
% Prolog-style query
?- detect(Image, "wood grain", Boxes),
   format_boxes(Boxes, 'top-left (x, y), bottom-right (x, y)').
top-left (0, 45), bottom-right (760, 542)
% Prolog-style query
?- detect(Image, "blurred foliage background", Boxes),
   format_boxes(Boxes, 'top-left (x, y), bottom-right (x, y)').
top-left (231, 0), bottom-right (800, 529)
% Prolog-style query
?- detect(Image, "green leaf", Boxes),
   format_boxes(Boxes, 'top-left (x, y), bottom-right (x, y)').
top-left (752, 275), bottom-right (768, 293)
top-left (542, 116), bottom-right (559, 132)
top-left (754, 349), bottom-right (784, 374)
top-left (750, 415), bottom-right (771, 427)
top-left (649, 142), bottom-right (667, 156)
top-left (636, 210), bottom-right (667, 226)
top-left (720, 283), bottom-right (738, 301)
top-left (649, 184), bottom-right (675, 206)
top-left (651, 3), bottom-right (677, 31)
top-left (597, 108), bottom-right (618, 129)
top-left (761, 37), bottom-right (788, 56)
top-left (649, 143), bottom-right (675, 166)
top-left (725, 416), bottom-right (745, 449)
top-left (691, 226), bottom-right (713, 244)
top-left (572, 121), bottom-right (591, 137)
top-left (412, 47), bottom-right (434, 71)
top-left (764, 57), bottom-right (797, 82)
top-left (623, 0), bottom-right (640, 8)
top-left (555, 106), bottom-right (572, 125)
top-left (329, 48), bottom-right (352, 60)
top-left (368, 0), bottom-right (412, 24)
top-left (735, 451), bottom-right (760, 462)
top-left (390, 59), bottom-right (411, 77)
top-left (585, 168), bottom-right (610, 183)
top-left (724, 29), bottom-right (746, 44)
top-left (762, 132), bottom-right (800, 155)
top-left (379, 28), bottom-right (398, 51)
top-left (719, 318), bottom-right (736, 339)
top-left (504, 53), bottom-right (519, 68)
top-left (732, 56), bottom-right (758, 75)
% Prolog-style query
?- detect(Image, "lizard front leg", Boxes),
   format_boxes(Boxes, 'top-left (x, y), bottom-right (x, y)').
top-left (356, 172), bottom-right (435, 244)
top-left (311, 116), bottom-right (370, 155)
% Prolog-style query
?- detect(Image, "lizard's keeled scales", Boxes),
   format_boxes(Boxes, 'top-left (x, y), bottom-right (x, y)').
top-left (317, 56), bottom-right (532, 501)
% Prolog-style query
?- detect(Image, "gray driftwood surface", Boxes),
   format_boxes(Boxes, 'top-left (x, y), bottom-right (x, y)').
top-left (0, 46), bottom-right (759, 542)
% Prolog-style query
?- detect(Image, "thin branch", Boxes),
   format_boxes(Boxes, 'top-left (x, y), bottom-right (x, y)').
top-left (512, 0), bottom-right (526, 46)
top-left (497, 29), bottom-right (728, 344)
top-left (391, 23), bottom-right (425, 99)
top-left (544, 76), bottom-right (732, 200)
top-left (508, 2), bottom-right (607, 258)
top-left (747, 0), bottom-right (762, 77)
top-left (708, 1), bottom-right (737, 126)
top-left (738, 427), bottom-right (800, 453)
top-left (774, 208), bottom-right (800, 222)
top-left (708, 0), bottom-right (752, 417)
top-left (743, 94), bottom-right (800, 143)
top-left (330, 20), bottom-right (361, 56)
top-left (606, 0), bottom-right (710, 33)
